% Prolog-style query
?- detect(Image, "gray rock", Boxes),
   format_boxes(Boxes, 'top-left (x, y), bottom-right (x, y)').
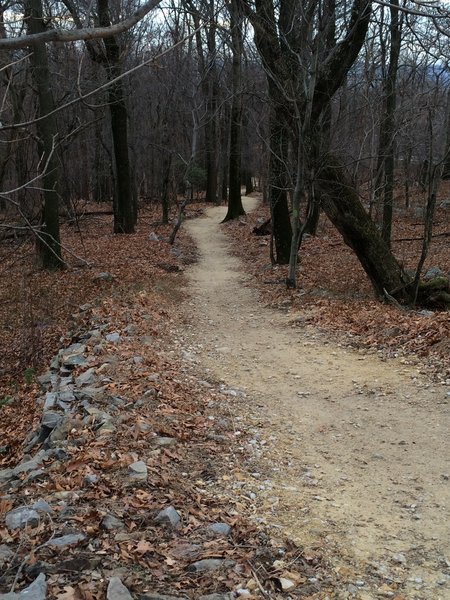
top-left (208, 522), bottom-right (231, 536)
top-left (24, 469), bottom-right (46, 484)
top-left (83, 474), bottom-right (99, 487)
top-left (74, 387), bottom-right (105, 402)
top-left (417, 309), bottom-right (434, 317)
top-left (153, 437), bottom-right (177, 447)
top-left (106, 332), bottom-right (121, 343)
top-left (60, 390), bottom-right (76, 403)
top-left (75, 368), bottom-right (97, 387)
top-left (155, 506), bottom-right (181, 528)
top-left (41, 412), bottom-right (62, 430)
top-left (62, 343), bottom-right (86, 356)
top-left (107, 577), bottom-right (133, 600)
top-left (13, 450), bottom-right (47, 476)
top-left (0, 468), bottom-right (13, 482)
top-left (63, 354), bottom-right (87, 368)
top-left (198, 595), bottom-right (234, 600)
top-left (0, 544), bottom-right (14, 566)
top-left (58, 376), bottom-right (73, 390)
top-left (45, 533), bottom-right (86, 549)
top-left (101, 514), bottom-right (124, 530)
top-left (128, 461), bottom-right (148, 480)
top-left (141, 596), bottom-right (188, 600)
top-left (43, 392), bottom-right (57, 410)
top-left (97, 422), bottom-right (116, 436)
top-left (148, 232), bottom-right (160, 241)
top-left (424, 267), bottom-right (445, 280)
top-left (37, 372), bottom-right (52, 389)
top-left (0, 573), bottom-right (47, 600)
top-left (32, 499), bottom-right (53, 514)
top-left (94, 272), bottom-right (115, 282)
top-left (5, 507), bottom-right (40, 530)
top-left (187, 558), bottom-right (235, 572)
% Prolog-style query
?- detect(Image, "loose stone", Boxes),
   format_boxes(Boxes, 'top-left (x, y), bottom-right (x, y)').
top-left (155, 506), bottom-right (181, 528)
top-left (0, 573), bottom-right (47, 600)
top-left (106, 577), bottom-right (134, 600)
top-left (101, 514), bottom-right (125, 530)
top-left (128, 460), bottom-right (148, 480)
top-left (208, 522), bottom-right (231, 536)
top-left (5, 507), bottom-right (40, 530)
top-left (45, 533), bottom-right (86, 549)
top-left (187, 558), bottom-right (235, 572)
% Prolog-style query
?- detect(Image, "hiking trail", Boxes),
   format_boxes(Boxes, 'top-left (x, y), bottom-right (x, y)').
top-left (178, 197), bottom-right (450, 599)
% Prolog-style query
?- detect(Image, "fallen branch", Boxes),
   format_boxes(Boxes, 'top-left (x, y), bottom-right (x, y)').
top-left (394, 231), bottom-right (449, 242)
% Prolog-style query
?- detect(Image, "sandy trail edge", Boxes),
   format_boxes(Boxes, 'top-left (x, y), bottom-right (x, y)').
top-left (180, 197), bottom-right (450, 598)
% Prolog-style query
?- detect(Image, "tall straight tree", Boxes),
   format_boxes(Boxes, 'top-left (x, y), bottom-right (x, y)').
top-left (223, 0), bottom-right (246, 221)
top-left (374, 0), bottom-right (401, 247)
top-left (63, 0), bottom-right (136, 233)
top-left (27, 0), bottom-right (63, 268)
top-left (187, 0), bottom-right (220, 202)
top-left (97, 0), bottom-right (135, 233)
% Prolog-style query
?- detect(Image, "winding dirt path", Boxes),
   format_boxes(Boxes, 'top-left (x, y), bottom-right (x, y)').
top-left (181, 198), bottom-right (450, 599)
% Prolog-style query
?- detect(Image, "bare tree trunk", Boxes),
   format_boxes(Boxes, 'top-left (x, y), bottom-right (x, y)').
top-left (375, 0), bottom-right (401, 247)
top-left (317, 157), bottom-right (413, 302)
top-left (27, 0), bottom-right (63, 269)
top-left (98, 0), bottom-right (135, 233)
top-left (268, 108), bottom-right (292, 264)
top-left (223, 0), bottom-right (245, 222)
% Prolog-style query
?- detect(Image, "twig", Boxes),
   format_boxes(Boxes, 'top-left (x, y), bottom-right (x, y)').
top-left (248, 561), bottom-right (271, 599)
top-left (383, 287), bottom-right (408, 311)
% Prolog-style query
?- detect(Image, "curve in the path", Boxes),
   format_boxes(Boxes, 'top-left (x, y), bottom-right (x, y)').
top-left (182, 198), bottom-right (450, 599)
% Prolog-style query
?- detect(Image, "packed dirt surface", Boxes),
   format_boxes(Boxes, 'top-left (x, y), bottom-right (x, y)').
top-left (180, 197), bottom-right (450, 599)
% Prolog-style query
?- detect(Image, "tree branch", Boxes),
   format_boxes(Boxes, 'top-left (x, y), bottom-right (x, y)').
top-left (0, 0), bottom-right (162, 49)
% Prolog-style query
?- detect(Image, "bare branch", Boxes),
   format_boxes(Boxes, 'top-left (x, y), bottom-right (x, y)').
top-left (0, 26), bottom-right (203, 131)
top-left (0, 0), bottom-right (162, 50)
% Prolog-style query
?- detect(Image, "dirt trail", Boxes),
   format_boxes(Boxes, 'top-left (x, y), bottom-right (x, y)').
top-left (181, 198), bottom-right (450, 599)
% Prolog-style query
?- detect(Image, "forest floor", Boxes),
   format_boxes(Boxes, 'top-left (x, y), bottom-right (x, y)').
top-left (0, 193), bottom-right (449, 599)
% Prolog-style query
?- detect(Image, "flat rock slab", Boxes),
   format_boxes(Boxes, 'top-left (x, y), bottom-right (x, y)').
top-left (0, 573), bottom-right (46, 599)
top-left (45, 533), bottom-right (86, 549)
top-left (5, 507), bottom-right (40, 530)
top-left (186, 559), bottom-right (235, 573)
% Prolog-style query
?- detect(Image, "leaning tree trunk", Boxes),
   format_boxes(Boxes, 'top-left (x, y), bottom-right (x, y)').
top-left (317, 158), bottom-right (415, 302)
top-left (28, 0), bottom-right (63, 269)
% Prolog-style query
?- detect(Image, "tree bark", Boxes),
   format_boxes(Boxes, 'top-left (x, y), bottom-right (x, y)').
top-left (317, 158), bottom-right (413, 302)
top-left (223, 0), bottom-right (245, 222)
top-left (268, 109), bottom-right (292, 264)
top-left (27, 0), bottom-right (64, 269)
top-left (375, 0), bottom-right (401, 247)
top-left (98, 0), bottom-right (135, 234)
